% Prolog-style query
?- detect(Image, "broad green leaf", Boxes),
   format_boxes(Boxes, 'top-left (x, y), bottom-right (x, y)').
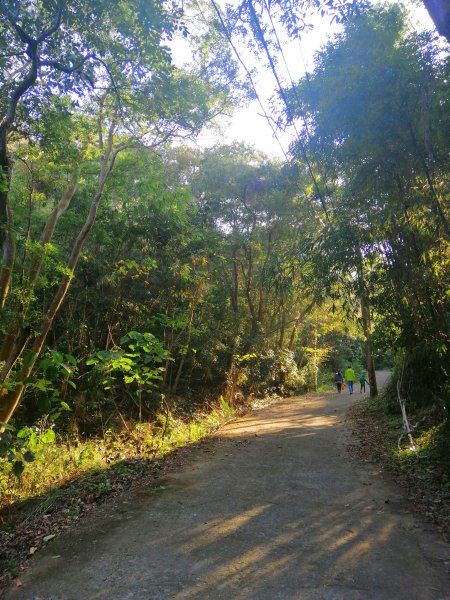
top-left (41, 429), bottom-right (56, 444)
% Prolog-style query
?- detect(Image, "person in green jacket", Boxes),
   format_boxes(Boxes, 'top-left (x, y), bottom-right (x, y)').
top-left (359, 373), bottom-right (369, 393)
top-left (344, 365), bottom-right (356, 394)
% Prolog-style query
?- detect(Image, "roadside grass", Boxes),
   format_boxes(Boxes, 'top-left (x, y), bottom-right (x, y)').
top-left (317, 382), bottom-right (336, 392)
top-left (0, 396), bottom-right (241, 586)
top-left (0, 398), bottom-right (236, 513)
top-left (348, 393), bottom-right (450, 540)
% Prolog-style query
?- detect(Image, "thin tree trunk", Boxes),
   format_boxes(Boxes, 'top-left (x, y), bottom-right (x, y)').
top-left (258, 230), bottom-right (272, 323)
top-left (0, 26), bottom-right (41, 307)
top-left (0, 3), bottom-right (65, 307)
top-left (29, 167), bottom-right (82, 286)
top-left (241, 245), bottom-right (257, 333)
top-left (278, 297), bottom-right (286, 350)
top-left (0, 141), bottom-right (15, 308)
top-left (0, 168), bottom-right (82, 369)
top-left (0, 132), bottom-right (116, 425)
top-left (288, 300), bottom-right (315, 351)
top-left (231, 248), bottom-right (239, 313)
top-left (172, 293), bottom-right (197, 395)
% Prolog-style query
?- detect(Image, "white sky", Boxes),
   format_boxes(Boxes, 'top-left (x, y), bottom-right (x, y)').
top-left (173, 1), bottom-right (436, 160)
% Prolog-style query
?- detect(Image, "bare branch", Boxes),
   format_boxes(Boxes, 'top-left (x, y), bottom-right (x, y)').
top-left (91, 54), bottom-right (123, 114)
top-left (0, 50), bottom-right (27, 59)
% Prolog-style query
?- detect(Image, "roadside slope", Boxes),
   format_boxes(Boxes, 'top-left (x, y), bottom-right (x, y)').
top-left (6, 372), bottom-right (450, 599)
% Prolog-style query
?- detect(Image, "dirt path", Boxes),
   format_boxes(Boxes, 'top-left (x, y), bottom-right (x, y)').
top-left (6, 372), bottom-right (450, 599)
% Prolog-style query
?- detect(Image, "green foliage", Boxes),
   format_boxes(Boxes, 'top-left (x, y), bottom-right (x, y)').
top-left (0, 422), bottom-right (59, 480)
top-left (0, 395), bottom-right (237, 509)
top-left (219, 395), bottom-right (234, 418)
top-left (290, 5), bottom-right (449, 408)
top-left (86, 331), bottom-right (171, 389)
top-left (1, 0), bottom-right (448, 517)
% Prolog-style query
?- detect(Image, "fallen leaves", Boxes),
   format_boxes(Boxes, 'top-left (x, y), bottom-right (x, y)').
top-left (347, 397), bottom-right (450, 542)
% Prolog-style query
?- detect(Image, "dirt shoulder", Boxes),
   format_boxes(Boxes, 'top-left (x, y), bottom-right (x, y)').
top-left (347, 385), bottom-right (450, 542)
top-left (4, 374), bottom-right (450, 599)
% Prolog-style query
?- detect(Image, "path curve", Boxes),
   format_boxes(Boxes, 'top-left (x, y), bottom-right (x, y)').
top-left (6, 372), bottom-right (450, 599)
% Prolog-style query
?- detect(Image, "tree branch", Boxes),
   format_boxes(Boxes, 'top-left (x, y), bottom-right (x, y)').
top-left (36, 1), bottom-right (64, 44)
top-left (38, 53), bottom-right (94, 74)
top-left (3, 7), bottom-right (33, 45)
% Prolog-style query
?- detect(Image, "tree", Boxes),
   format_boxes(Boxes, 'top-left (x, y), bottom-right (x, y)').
top-left (243, 0), bottom-right (450, 43)
top-left (0, 0), bottom-right (241, 425)
top-left (289, 6), bottom-right (449, 406)
top-left (419, 0), bottom-right (450, 42)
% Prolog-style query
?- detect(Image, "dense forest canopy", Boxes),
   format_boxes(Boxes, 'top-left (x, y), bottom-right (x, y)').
top-left (0, 0), bottom-right (448, 489)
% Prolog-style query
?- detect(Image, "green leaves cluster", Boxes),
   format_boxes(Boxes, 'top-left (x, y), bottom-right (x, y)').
top-left (86, 331), bottom-right (171, 389)
top-left (0, 422), bottom-right (58, 477)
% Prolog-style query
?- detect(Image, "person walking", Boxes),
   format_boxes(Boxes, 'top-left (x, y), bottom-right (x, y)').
top-left (359, 373), bottom-right (369, 393)
top-left (334, 369), bottom-right (344, 393)
top-left (344, 365), bottom-right (356, 394)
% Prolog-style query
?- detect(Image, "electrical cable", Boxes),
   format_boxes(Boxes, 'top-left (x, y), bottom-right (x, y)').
top-left (209, 0), bottom-right (291, 161)
top-left (262, 0), bottom-right (313, 141)
top-left (245, 0), bottom-right (329, 219)
top-left (263, 0), bottom-right (336, 214)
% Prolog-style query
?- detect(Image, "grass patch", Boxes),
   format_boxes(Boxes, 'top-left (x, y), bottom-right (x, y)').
top-left (317, 382), bottom-right (336, 392)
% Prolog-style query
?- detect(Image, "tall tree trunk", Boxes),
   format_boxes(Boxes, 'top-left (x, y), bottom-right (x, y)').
top-left (241, 245), bottom-right (257, 333)
top-left (0, 132), bottom-right (16, 309)
top-left (29, 166), bottom-right (82, 286)
top-left (231, 248), bottom-right (239, 313)
top-left (171, 288), bottom-right (198, 395)
top-left (278, 297), bottom-right (286, 350)
top-left (422, 0), bottom-right (450, 42)
top-left (0, 19), bottom-right (46, 307)
top-left (258, 230), bottom-right (272, 323)
top-left (0, 168), bottom-right (82, 371)
top-left (360, 295), bottom-right (378, 397)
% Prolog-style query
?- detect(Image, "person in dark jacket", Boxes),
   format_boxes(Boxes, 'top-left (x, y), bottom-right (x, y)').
top-left (334, 369), bottom-right (344, 393)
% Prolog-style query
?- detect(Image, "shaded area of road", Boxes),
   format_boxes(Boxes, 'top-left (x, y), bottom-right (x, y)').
top-left (6, 371), bottom-right (450, 599)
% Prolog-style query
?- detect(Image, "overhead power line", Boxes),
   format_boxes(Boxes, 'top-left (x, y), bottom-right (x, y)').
top-left (245, 0), bottom-right (329, 220)
top-left (262, 0), bottom-right (335, 215)
top-left (209, 0), bottom-right (290, 161)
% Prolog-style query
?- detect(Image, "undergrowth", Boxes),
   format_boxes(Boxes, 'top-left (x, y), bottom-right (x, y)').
top-left (0, 396), bottom-right (236, 514)
top-left (0, 395), bottom-right (246, 586)
top-left (348, 393), bottom-right (450, 539)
